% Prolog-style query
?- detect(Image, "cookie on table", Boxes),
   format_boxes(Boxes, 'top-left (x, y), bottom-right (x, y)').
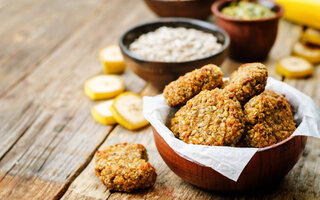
top-left (95, 143), bottom-right (157, 192)
top-left (225, 62), bottom-right (268, 104)
top-left (244, 90), bottom-right (296, 148)
top-left (163, 64), bottom-right (223, 107)
top-left (170, 88), bottom-right (245, 146)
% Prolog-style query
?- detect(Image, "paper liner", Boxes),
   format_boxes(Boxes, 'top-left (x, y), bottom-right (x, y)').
top-left (143, 77), bottom-right (320, 181)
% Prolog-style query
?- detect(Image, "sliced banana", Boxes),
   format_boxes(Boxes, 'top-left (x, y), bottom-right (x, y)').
top-left (301, 28), bottom-right (320, 46)
top-left (292, 41), bottom-right (320, 63)
top-left (110, 92), bottom-right (149, 131)
top-left (91, 100), bottom-right (117, 125)
top-left (276, 56), bottom-right (313, 78)
top-left (84, 75), bottom-right (124, 100)
top-left (99, 45), bottom-right (126, 74)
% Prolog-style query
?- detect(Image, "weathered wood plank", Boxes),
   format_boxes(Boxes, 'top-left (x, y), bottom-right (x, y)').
top-left (1, 0), bottom-right (319, 198)
top-left (285, 64), bottom-right (320, 105)
top-left (0, 173), bottom-right (63, 200)
top-left (0, 0), bottom-right (149, 199)
top-left (0, 0), bottom-right (109, 96)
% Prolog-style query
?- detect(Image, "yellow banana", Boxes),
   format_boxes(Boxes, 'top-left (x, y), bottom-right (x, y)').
top-left (84, 75), bottom-right (124, 100)
top-left (99, 45), bottom-right (126, 74)
top-left (276, 56), bottom-right (313, 78)
top-left (275, 0), bottom-right (320, 29)
top-left (110, 92), bottom-right (149, 131)
top-left (301, 28), bottom-right (320, 46)
top-left (91, 100), bottom-right (117, 125)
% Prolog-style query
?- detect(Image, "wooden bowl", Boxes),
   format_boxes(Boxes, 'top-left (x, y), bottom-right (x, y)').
top-left (152, 127), bottom-right (307, 192)
top-left (119, 18), bottom-right (229, 90)
top-left (143, 0), bottom-right (217, 20)
top-left (211, 0), bottom-right (284, 62)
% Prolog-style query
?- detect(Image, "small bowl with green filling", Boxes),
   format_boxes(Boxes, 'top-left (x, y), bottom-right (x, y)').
top-left (211, 0), bottom-right (284, 61)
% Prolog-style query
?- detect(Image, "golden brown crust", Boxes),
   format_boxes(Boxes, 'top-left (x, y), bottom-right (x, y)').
top-left (166, 62), bottom-right (296, 148)
top-left (170, 88), bottom-right (245, 146)
top-left (220, 80), bottom-right (230, 89)
top-left (95, 143), bottom-right (157, 192)
top-left (244, 90), bottom-right (296, 148)
top-left (163, 64), bottom-right (223, 107)
top-left (225, 63), bottom-right (268, 104)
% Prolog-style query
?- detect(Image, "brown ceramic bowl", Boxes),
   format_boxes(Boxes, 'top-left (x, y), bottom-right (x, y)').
top-left (119, 18), bottom-right (229, 90)
top-left (152, 127), bottom-right (307, 192)
top-left (143, 0), bottom-right (217, 19)
top-left (211, 0), bottom-right (284, 62)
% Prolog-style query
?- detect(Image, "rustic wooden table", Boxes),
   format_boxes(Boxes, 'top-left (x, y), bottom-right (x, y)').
top-left (0, 0), bottom-right (319, 199)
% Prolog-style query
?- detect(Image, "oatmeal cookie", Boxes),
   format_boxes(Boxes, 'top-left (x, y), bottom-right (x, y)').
top-left (225, 63), bottom-right (268, 104)
top-left (170, 88), bottom-right (245, 146)
top-left (244, 90), bottom-right (296, 148)
top-left (95, 143), bottom-right (157, 192)
top-left (163, 64), bottom-right (223, 107)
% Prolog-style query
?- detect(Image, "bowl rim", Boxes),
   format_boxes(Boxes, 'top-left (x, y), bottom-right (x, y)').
top-left (119, 17), bottom-right (230, 65)
top-left (211, 0), bottom-right (284, 23)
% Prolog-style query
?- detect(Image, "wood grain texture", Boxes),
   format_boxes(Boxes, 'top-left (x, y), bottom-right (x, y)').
top-left (0, 0), bottom-right (110, 96)
top-left (285, 63), bottom-right (320, 105)
top-left (0, 0), bottom-right (148, 199)
top-left (0, 173), bottom-right (62, 200)
top-left (0, 0), bottom-right (319, 199)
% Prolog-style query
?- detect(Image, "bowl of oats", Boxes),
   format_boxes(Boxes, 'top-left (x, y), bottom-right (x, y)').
top-left (119, 18), bottom-right (229, 90)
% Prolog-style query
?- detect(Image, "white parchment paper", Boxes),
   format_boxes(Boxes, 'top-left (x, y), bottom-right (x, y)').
top-left (143, 77), bottom-right (320, 181)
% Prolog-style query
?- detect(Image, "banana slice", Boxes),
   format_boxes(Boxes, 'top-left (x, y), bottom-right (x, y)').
top-left (99, 45), bottom-right (126, 74)
top-left (84, 75), bottom-right (124, 100)
top-left (276, 56), bottom-right (313, 78)
top-left (292, 41), bottom-right (320, 63)
top-left (301, 28), bottom-right (320, 46)
top-left (91, 100), bottom-right (117, 125)
top-left (110, 92), bottom-right (149, 130)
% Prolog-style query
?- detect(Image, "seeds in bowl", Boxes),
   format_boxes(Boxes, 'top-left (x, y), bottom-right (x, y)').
top-left (129, 26), bottom-right (223, 62)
